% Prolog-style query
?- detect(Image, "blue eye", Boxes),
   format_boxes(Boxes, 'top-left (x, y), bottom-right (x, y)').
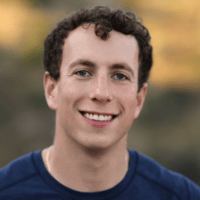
top-left (76, 70), bottom-right (90, 76)
top-left (114, 73), bottom-right (128, 80)
top-left (75, 71), bottom-right (128, 80)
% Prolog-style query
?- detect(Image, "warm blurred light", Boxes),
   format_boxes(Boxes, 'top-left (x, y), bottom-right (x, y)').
top-left (122, 0), bottom-right (200, 90)
top-left (0, 0), bottom-right (49, 54)
top-left (136, 0), bottom-right (199, 12)
top-left (0, 0), bottom-right (200, 90)
top-left (0, 0), bottom-right (28, 48)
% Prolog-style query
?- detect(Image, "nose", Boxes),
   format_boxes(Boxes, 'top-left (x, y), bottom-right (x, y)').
top-left (89, 74), bottom-right (113, 104)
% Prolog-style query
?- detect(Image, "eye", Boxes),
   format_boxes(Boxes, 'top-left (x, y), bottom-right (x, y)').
top-left (75, 70), bottom-right (90, 77)
top-left (113, 73), bottom-right (128, 81)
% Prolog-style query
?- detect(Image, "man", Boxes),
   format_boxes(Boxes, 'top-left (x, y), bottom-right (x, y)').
top-left (0, 6), bottom-right (200, 200)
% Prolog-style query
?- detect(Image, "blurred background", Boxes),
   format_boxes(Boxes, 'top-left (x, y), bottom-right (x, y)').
top-left (0, 0), bottom-right (200, 185)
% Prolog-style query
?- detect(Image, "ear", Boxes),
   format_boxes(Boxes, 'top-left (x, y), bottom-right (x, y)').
top-left (134, 83), bottom-right (148, 119)
top-left (43, 72), bottom-right (58, 110)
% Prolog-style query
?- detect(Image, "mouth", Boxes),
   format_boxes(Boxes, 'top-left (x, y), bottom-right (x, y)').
top-left (79, 111), bottom-right (118, 122)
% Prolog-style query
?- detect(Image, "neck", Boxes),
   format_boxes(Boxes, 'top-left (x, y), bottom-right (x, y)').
top-left (43, 134), bottom-right (129, 192)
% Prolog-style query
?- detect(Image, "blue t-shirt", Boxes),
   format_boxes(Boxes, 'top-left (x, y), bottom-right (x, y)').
top-left (0, 149), bottom-right (200, 199)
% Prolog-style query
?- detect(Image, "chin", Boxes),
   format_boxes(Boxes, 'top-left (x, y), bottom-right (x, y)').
top-left (83, 140), bottom-right (110, 151)
top-left (78, 135), bottom-right (120, 155)
top-left (80, 144), bottom-right (112, 157)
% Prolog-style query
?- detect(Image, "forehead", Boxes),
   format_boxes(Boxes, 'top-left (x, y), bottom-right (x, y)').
top-left (61, 24), bottom-right (139, 72)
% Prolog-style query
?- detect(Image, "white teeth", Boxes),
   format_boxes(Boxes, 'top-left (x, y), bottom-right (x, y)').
top-left (89, 114), bottom-right (93, 119)
top-left (86, 113), bottom-right (90, 118)
top-left (94, 114), bottom-right (98, 120)
top-left (83, 113), bottom-right (113, 121)
top-left (107, 115), bottom-right (112, 120)
top-left (99, 115), bottom-right (104, 121)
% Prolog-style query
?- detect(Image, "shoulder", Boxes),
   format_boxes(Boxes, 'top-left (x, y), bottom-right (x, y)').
top-left (133, 150), bottom-right (200, 199)
top-left (0, 151), bottom-right (40, 193)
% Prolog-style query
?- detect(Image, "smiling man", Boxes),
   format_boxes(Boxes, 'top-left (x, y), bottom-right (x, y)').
top-left (1, 6), bottom-right (200, 200)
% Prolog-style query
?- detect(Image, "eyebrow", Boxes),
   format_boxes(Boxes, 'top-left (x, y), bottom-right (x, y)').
top-left (69, 59), bottom-right (96, 70)
top-left (68, 59), bottom-right (135, 77)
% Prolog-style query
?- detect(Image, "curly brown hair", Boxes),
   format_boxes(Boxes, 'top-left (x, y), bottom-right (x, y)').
top-left (43, 6), bottom-right (153, 92)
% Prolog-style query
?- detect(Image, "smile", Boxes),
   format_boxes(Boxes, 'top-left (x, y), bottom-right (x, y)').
top-left (80, 111), bottom-right (117, 121)
top-left (79, 111), bottom-right (118, 128)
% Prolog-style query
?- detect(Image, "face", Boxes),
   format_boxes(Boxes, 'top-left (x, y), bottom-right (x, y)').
top-left (44, 25), bottom-right (147, 151)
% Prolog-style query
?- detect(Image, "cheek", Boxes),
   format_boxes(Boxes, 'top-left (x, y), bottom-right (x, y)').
top-left (122, 95), bottom-right (137, 118)
top-left (117, 87), bottom-right (138, 125)
top-left (58, 80), bottom-right (87, 108)
top-left (118, 86), bottom-right (137, 109)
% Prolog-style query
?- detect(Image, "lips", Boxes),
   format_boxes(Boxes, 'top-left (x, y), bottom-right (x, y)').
top-left (81, 113), bottom-right (116, 128)
top-left (79, 111), bottom-right (118, 119)
top-left (79, 110), bottom-right (118, 128)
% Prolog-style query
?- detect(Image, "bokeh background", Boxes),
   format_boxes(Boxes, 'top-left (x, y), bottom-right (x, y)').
top-left (1, 0), bottom-right (200, 185)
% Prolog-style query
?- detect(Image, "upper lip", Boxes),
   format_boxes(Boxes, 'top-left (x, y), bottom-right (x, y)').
top-left (79, 110), bottom-right (118, 116)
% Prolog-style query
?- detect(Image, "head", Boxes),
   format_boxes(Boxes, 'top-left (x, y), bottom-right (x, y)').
top-left (43, 6), bottom-right (153, 151)
top-left (43, 6), bottom-right (153, 92)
